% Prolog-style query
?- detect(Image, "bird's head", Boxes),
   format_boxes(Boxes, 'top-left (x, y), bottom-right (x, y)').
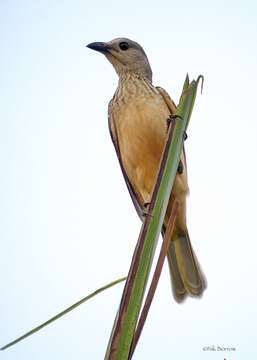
top-left (87, 38), bottom-right (152, 82)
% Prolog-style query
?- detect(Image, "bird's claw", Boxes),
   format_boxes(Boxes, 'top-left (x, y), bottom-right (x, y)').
top-left (167, 115), bottom-right (188, 141)
top-left (170, 114), bottom-right (183, 120)
top-left (167, 114), bottom-right (183, 130)
top-left (142, 211), bottom-right (153, 218)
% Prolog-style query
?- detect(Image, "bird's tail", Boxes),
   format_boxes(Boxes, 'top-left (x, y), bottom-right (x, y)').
top-left (166, 229), bottom-right (206, 302)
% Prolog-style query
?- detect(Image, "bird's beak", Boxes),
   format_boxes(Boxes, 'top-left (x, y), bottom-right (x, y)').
top-left (86, 42), bottom-right (111, 53)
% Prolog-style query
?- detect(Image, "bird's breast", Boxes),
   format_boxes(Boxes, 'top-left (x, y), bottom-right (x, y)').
top-left (110, 91), bottom-right (171, 203)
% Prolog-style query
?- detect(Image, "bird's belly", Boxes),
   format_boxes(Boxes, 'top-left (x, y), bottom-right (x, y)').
top-left (115, 99), bottom-right (170, 203)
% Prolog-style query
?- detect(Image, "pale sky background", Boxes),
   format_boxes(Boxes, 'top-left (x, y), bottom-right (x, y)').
top-left (1, 1), bottom-right (257, 359)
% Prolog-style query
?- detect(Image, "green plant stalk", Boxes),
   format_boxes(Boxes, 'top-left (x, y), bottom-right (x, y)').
top-left (1, 277), bottom-right (126, 351)
top-left (130, 200), bottom-right (179, 358)
top-left (185, 76), bottom-right (203, 130)
top-left (112, 77), bottom-right (200, 359)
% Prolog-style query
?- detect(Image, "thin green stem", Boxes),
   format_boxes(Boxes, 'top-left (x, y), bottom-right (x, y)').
top-left (1, 277), bottom-right (126, 351)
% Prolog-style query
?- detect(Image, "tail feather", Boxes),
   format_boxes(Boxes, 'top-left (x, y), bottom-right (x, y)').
top-left (167, 229), bottom-right (206, 302)
top-left (167, 241), bottom-right (187, 302)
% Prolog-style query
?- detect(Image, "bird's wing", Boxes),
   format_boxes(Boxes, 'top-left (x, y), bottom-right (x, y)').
top-left (156, 86), bottom-right (177, 115)
top-left (108, 102), bottom-right (145, 221)
top-left (156, 86), bottom-right (187, 175)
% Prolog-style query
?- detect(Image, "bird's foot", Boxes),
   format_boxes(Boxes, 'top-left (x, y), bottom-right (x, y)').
top-left (166, 114), bottom-right (183, 131)
top-left (166, 115), bottom-right (188, 141)
top-left (142, 202), bottom-right (153, 217)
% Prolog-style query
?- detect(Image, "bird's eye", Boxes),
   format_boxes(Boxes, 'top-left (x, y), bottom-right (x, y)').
top-left (119, 42), bottom-right (129, 51)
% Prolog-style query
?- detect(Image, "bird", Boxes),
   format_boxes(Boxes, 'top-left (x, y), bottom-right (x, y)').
top-left (87, 37), bottom-right (206, 302)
